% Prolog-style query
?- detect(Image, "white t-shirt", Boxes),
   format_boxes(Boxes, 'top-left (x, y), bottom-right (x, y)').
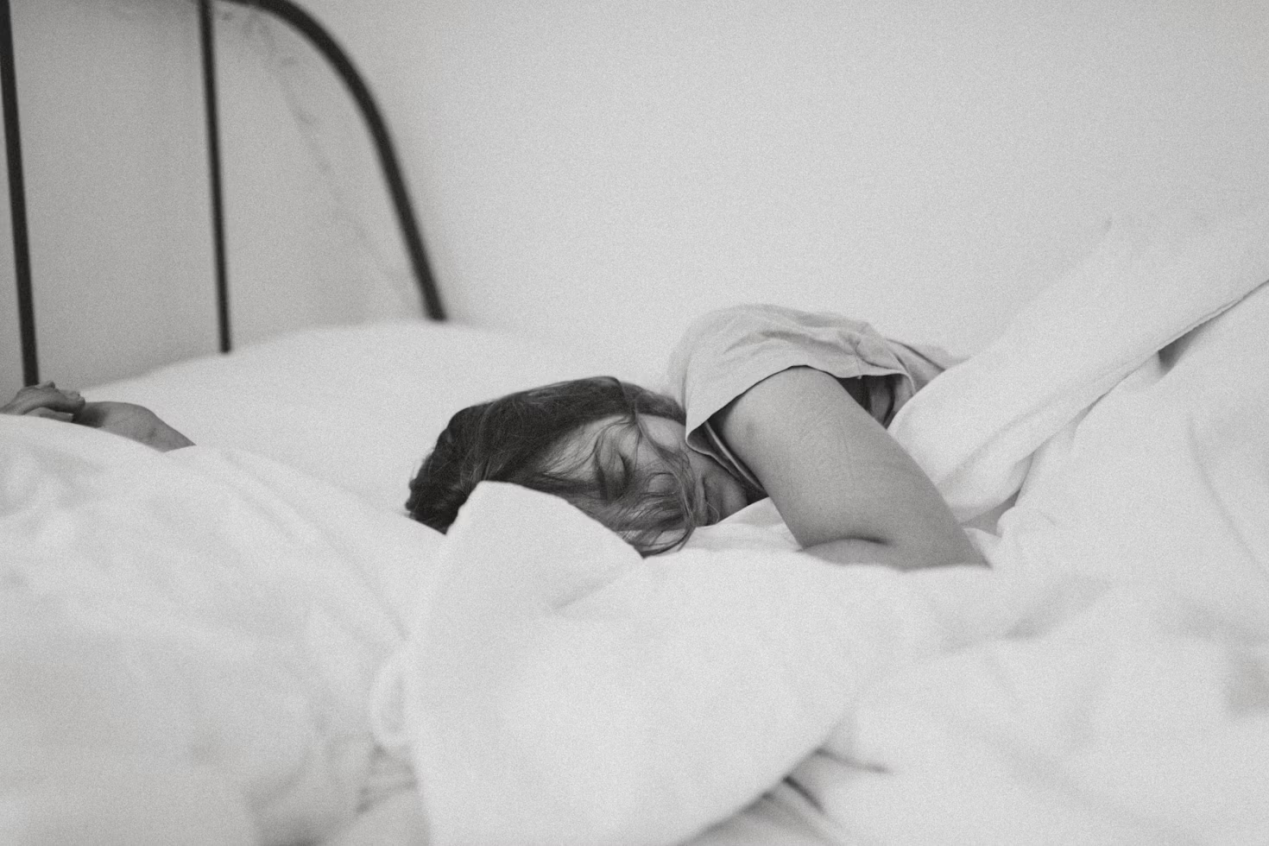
top-left (662, 304), bottom-right (954, 493)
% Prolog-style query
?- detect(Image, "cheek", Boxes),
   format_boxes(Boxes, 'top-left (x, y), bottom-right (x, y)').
top-left (718, 478), bottom-right (749, 518)
top-left (685, 452), bottom-right (713, 484)
top-left (690, 451), bottom-right (725, 483)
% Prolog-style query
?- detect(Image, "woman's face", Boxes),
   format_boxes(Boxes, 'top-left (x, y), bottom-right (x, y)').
top-left (566, 414), bottom-right (751, 526)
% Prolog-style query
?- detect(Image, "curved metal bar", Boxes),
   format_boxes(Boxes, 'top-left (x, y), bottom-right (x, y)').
top-left (4, 0), bottom-right (439, 379)
top-left (1, 0), bottom-right (38, 383)
top-left (216, 0), bottom-right (446, 321)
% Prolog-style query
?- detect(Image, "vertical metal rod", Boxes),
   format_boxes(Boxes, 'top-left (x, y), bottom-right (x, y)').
top-left (198, 0), bottom-right (232, 353)
top-left (1, 0), bottom-right (38, 384)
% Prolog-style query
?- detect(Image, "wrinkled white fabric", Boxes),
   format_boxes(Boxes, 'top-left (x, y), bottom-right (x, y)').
top-left (383, 205), bottom-right (1269, 846)
top-left (890, 204), bottom-right (1269, 522)
top-left (0, 420), bottom-right (442, 845)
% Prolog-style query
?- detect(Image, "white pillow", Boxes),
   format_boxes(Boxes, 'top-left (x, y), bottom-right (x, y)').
top-left (87, 321), bottom-right (651, 513)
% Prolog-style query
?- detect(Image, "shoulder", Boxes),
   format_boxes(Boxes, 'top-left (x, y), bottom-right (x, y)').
top-left (676, 303), bottom-right (875, 341)
top-left (662, 304), bottom-right (874, 428)
top-left (667, 304), bottom-right (886, 379)
top-left (665, 304), bottom-right (800, 392)
top-left (669, 304), bottom-right (871, 367)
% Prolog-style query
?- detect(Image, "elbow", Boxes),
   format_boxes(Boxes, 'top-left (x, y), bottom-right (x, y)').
top-left (886, 521), bottom-right (986, 568)
top-left (801, 532), bottom-right (986, 570)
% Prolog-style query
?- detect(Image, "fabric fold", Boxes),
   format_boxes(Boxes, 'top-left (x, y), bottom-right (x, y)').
top-left (889, 203), bottom-right (1269, 521)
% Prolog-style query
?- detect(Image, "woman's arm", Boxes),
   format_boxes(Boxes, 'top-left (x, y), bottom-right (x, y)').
top-left (75, 401), bottom-right (194, 452)
top-left (1, 381), bottom-right (85, 419)
top-left (712, 367), bottom-right (982, 569)
top-left (2, 383), bottom-right (193, 452)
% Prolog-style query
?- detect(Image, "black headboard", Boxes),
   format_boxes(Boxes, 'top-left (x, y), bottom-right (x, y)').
top-left (1, 0), bottom-right (445, 386)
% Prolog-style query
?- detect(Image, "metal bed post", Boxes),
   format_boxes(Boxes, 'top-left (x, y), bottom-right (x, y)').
top-left (1, 0), bottom-right (38, 385)
top-left (2, 0), bottom-right (445, 383)
top-left (204, 0), bottom-right (447, 331)
top-left (198, 0), bottom-right (233, 353)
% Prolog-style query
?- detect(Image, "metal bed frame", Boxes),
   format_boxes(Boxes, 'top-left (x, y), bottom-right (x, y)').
top-left (1, 0), bottom-right (446, 386)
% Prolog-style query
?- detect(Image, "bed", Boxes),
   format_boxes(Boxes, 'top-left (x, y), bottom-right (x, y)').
top-left (5, 5), bottom-right (1269, 845)
top-left (7, 209), bottom-right (1269, 846)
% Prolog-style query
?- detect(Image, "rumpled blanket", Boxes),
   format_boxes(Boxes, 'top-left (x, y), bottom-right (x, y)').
top-left (382, 205), bottom-right (1269, 845)
top-left (0, 423), bottom-right (442, 845)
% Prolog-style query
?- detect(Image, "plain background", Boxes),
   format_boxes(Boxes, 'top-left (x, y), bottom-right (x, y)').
top-left (4, 0), bottom-right (1268, 399)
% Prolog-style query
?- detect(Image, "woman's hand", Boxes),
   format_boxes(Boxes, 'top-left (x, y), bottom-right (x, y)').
top-left (2, 383), bottom-right (192, 452)
top-left (712, 367), bottom-right (984, 569)
top-left (75, 401), bottom-right (194, 452)
top-left (1, 381), bottom-right (86, 420)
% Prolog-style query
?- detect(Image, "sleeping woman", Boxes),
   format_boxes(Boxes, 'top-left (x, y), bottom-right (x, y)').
top-left (4, 305), bottom-right (981, 569)
top-left (408, 304), bottom-right (984, 569)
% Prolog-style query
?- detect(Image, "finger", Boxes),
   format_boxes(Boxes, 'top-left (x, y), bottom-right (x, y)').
top-left (27, 408), bottom-right (75, 422)
top-left (0, 385), bottom-right (52, 414)
top-left (72, 401), bottom-right (111, 427)
top-left (32, 389), bottom-right (85, 414)
top-left (1, 384), bottom-right (86, 415)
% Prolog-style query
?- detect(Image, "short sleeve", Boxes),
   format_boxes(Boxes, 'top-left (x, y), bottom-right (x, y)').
top-left (662, 304), bottom-right (952, 476)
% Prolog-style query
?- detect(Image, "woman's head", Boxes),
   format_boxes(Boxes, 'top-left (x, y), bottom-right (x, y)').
top-left (406, 376), bottom-right (744, 554)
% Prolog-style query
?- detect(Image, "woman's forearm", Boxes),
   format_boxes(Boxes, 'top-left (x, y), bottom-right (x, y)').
top-left (76, 402), bottom-right (194, 452)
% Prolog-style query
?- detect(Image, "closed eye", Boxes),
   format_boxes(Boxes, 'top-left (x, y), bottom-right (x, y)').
top-left (593, 445), bottom-right (633, 501)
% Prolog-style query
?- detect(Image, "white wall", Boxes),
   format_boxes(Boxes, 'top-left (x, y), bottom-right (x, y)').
top-left (2, 0), bottom-right (218, 402)
top-left (1, 0), bottom-right (417, 399)
top-left (210, 4), bottom-right (420, 348)
top-left (324, 0), bottom-right (1269, 363)
top-left (4, 0), bottom-right (1269, 398)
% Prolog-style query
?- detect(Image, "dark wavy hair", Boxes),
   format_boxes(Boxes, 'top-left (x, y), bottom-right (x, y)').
top-left (406, 376), bottom-right (703, 555)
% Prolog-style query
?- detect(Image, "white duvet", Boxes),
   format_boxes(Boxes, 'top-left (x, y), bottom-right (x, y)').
top-left (384, 206), bottom-right (1269, 846)
top-left (3, 205), bottom-right (1269, 845)
top-left (0, 424), bottom-right (441, 845)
